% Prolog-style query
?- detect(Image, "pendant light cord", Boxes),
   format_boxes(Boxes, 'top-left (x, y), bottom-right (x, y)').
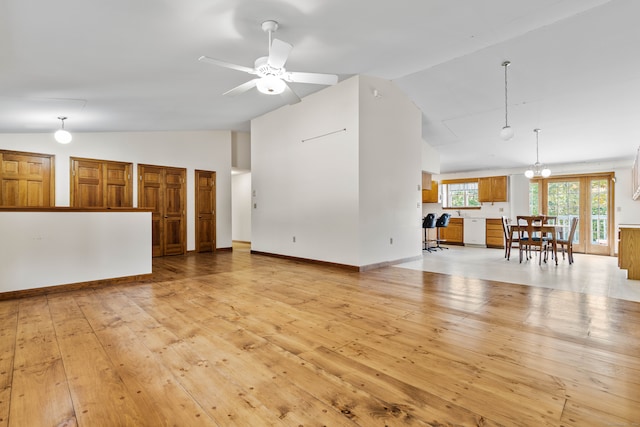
top-left (534, 128), bottom-right (540, 163)
top-left (503, 61), bottom-right (510, 127)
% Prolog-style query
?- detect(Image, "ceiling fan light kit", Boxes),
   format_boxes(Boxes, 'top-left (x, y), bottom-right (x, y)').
top-left (500, 60), bottom-right (514, 141)
top-left (199, 20), bottom-right (338, 104)
top-left (524, 128), bottom-right (551, 178)
top-left (54, 116), bottom-right (72, 144)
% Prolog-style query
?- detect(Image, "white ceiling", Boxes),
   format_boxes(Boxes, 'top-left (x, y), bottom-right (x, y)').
top-left (1, 0), bottom-right (639, 173)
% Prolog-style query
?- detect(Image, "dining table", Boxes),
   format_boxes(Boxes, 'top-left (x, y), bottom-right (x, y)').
top-left (507, 222), bottom-right (565, 265)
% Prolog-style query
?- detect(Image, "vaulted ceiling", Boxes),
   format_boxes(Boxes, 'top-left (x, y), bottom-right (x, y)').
top-left (1, 0), bottom-right (638, 173)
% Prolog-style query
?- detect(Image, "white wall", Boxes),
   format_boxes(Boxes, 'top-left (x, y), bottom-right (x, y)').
top-left (0, 211), bottom-right (151, 292)
top-left (0, 130), bottom-right (233, 249)
top-left (232, 131), bottom-right (251, 171)
top-left (251, 76), bottom-right (361, 265)
top-left (251, 75), bottom-right (423, 267)
top-left (232, 172), bottom-right (252, 242)
top-left (422, 139), bottom-right (440, 174)
top-left (358, 76), bottom-right (423, 266)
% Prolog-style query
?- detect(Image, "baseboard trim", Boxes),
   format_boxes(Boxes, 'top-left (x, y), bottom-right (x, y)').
top-left (250, 251), bottom-right (422, 272)
top-left (0, 274), bottom-right (153, 301)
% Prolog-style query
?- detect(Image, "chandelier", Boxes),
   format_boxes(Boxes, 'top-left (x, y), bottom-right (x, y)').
top-left (524, 128), bottom-right (550, 178)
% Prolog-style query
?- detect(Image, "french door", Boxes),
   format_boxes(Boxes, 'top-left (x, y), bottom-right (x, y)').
top-left (531, 173), bottom-right (614, 256)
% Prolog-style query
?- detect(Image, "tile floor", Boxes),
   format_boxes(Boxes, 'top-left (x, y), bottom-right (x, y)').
top-left (395, 245), bottom-right (640, 303)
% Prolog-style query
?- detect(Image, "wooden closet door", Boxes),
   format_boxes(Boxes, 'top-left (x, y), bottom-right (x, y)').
top-left (138, 165), bottom-right (165, 257)
top-left (138, 164), bottom-right (186, 257)
top-left (105, 162), bottom-right (132, 207)
top-left (163, 167), bottom-right (186, 256)
top-left (71, 158), bottom-right (133, 208)
top-left (195, 170), bottom-right (216, 253)
top-left (0, 150), bottom-right (53, 207)
top-left (72, 159), bottom-right (103, 207)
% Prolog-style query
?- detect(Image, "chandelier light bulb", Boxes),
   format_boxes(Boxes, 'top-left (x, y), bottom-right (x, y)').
top-left (54, 117), bottom-right (72, 144)
top-left (524, 129), bottom-right (550, 178)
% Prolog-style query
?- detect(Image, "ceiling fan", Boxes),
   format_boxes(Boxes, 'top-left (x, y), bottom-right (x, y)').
top-left (198, 20), bottom-right (338, 104)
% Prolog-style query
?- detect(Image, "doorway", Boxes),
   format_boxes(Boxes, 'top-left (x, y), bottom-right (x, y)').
top-left (531, 172), bottom-right (614, 256)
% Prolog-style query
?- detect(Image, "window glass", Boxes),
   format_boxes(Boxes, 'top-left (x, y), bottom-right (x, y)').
top-left (443, 182), bottom-right (479, 208)
top-left (529, 182), bottom-right (539, 215)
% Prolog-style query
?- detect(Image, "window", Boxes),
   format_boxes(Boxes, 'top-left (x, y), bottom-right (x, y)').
top-left (528, 181), bottom-right (540, 215)
top-left (443, 180), bottom-right (479, 208)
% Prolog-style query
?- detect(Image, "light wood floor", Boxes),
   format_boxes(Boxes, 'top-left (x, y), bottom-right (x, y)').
top-left (1, 243), bottom-right (639, 426)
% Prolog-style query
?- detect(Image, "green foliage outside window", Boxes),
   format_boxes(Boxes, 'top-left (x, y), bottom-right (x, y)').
top-left (444, 182), bottom-right (479, 208)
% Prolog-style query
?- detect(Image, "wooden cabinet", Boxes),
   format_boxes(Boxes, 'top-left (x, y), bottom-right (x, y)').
top-left (478, 176), bottom-right (507, 203)
top-left (422, 181), bottom-right (439, 203)
top-left (439, 217), bottom-right (463, 245)
top-left (485, 218), bottom-right (504, 248)
top-left (618, 226), bottom-right (640, 279)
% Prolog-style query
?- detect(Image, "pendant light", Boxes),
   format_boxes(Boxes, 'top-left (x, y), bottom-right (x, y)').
top-left (524, 128), bottom-right (551, 178)
top-left (54, 117), bottom-right (72, 144)
top-left (500, 61), bottom-right (514, 141)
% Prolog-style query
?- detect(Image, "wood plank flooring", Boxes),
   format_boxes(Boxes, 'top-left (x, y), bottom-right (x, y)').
top-left (1, 242), bottom-right (639, 426)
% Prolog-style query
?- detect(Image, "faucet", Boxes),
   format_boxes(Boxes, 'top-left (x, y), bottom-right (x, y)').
top-left (456, 210), bottom-right (462, 217)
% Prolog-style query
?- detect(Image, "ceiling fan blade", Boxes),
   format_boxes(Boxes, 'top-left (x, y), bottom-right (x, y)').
top-left (223, 79), bottom-right (259, 96)
top-left (268, 39), bottom-right (292, 69)
top-left (280, 82), bottom-right (301, 105)
top-left (198, 56), bottom-right (256, 74)
top-left (285, 71), bottom-right (338, 86)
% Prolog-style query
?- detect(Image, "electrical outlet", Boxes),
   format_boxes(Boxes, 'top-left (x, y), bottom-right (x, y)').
top-left (293, 236), bottom-right (296, 243)
top-left (253, 203), bottom-right (257, 209)
top-left (390, 237), bottom-right (393, 244)
top-left (499, 207), bottom-right (504, 212)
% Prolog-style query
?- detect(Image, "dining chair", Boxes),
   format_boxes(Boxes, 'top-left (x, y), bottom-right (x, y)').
top-left (516, 215), bottom-right (547, 264)
top-left (557, 217), bottom-right (579, 264)
top-left (501, 216), bottom-right (519, 259)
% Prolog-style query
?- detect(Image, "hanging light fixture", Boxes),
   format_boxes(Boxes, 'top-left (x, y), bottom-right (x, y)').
top-left (255, 75), bottom-right (286, 95)
top-left (500, 60), bottom-right (514, 141)
top-left (524, 128), bottom-right (551, 178)
top-left (54, 117), bottom-right (72, 144)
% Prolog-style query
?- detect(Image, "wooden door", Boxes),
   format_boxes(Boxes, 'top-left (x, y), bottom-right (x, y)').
top-left (138, 164), bottom-right (186, 257)
top-left (139, 165), bottom-right (165, 257)
top-left (72, 159), bottom-right (103, 207)
top-left (0, 150), bottom-right (54, 207)
top-left (71, 157), bottom-right (132, 208)
top-left (105, 162), bottom-right (132, 207)
top-left (195, 170), bottom-right (216, 253)
top-left (535, 172), bottom-right (614, 256)
top-left (163, 167), bottom-right (186, 256)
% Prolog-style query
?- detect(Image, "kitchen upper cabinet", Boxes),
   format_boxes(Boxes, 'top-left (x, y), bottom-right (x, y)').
top-left (422, 180), bottom-right (439, 203)
top-left (478, 176), bottom-right (507, 203)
